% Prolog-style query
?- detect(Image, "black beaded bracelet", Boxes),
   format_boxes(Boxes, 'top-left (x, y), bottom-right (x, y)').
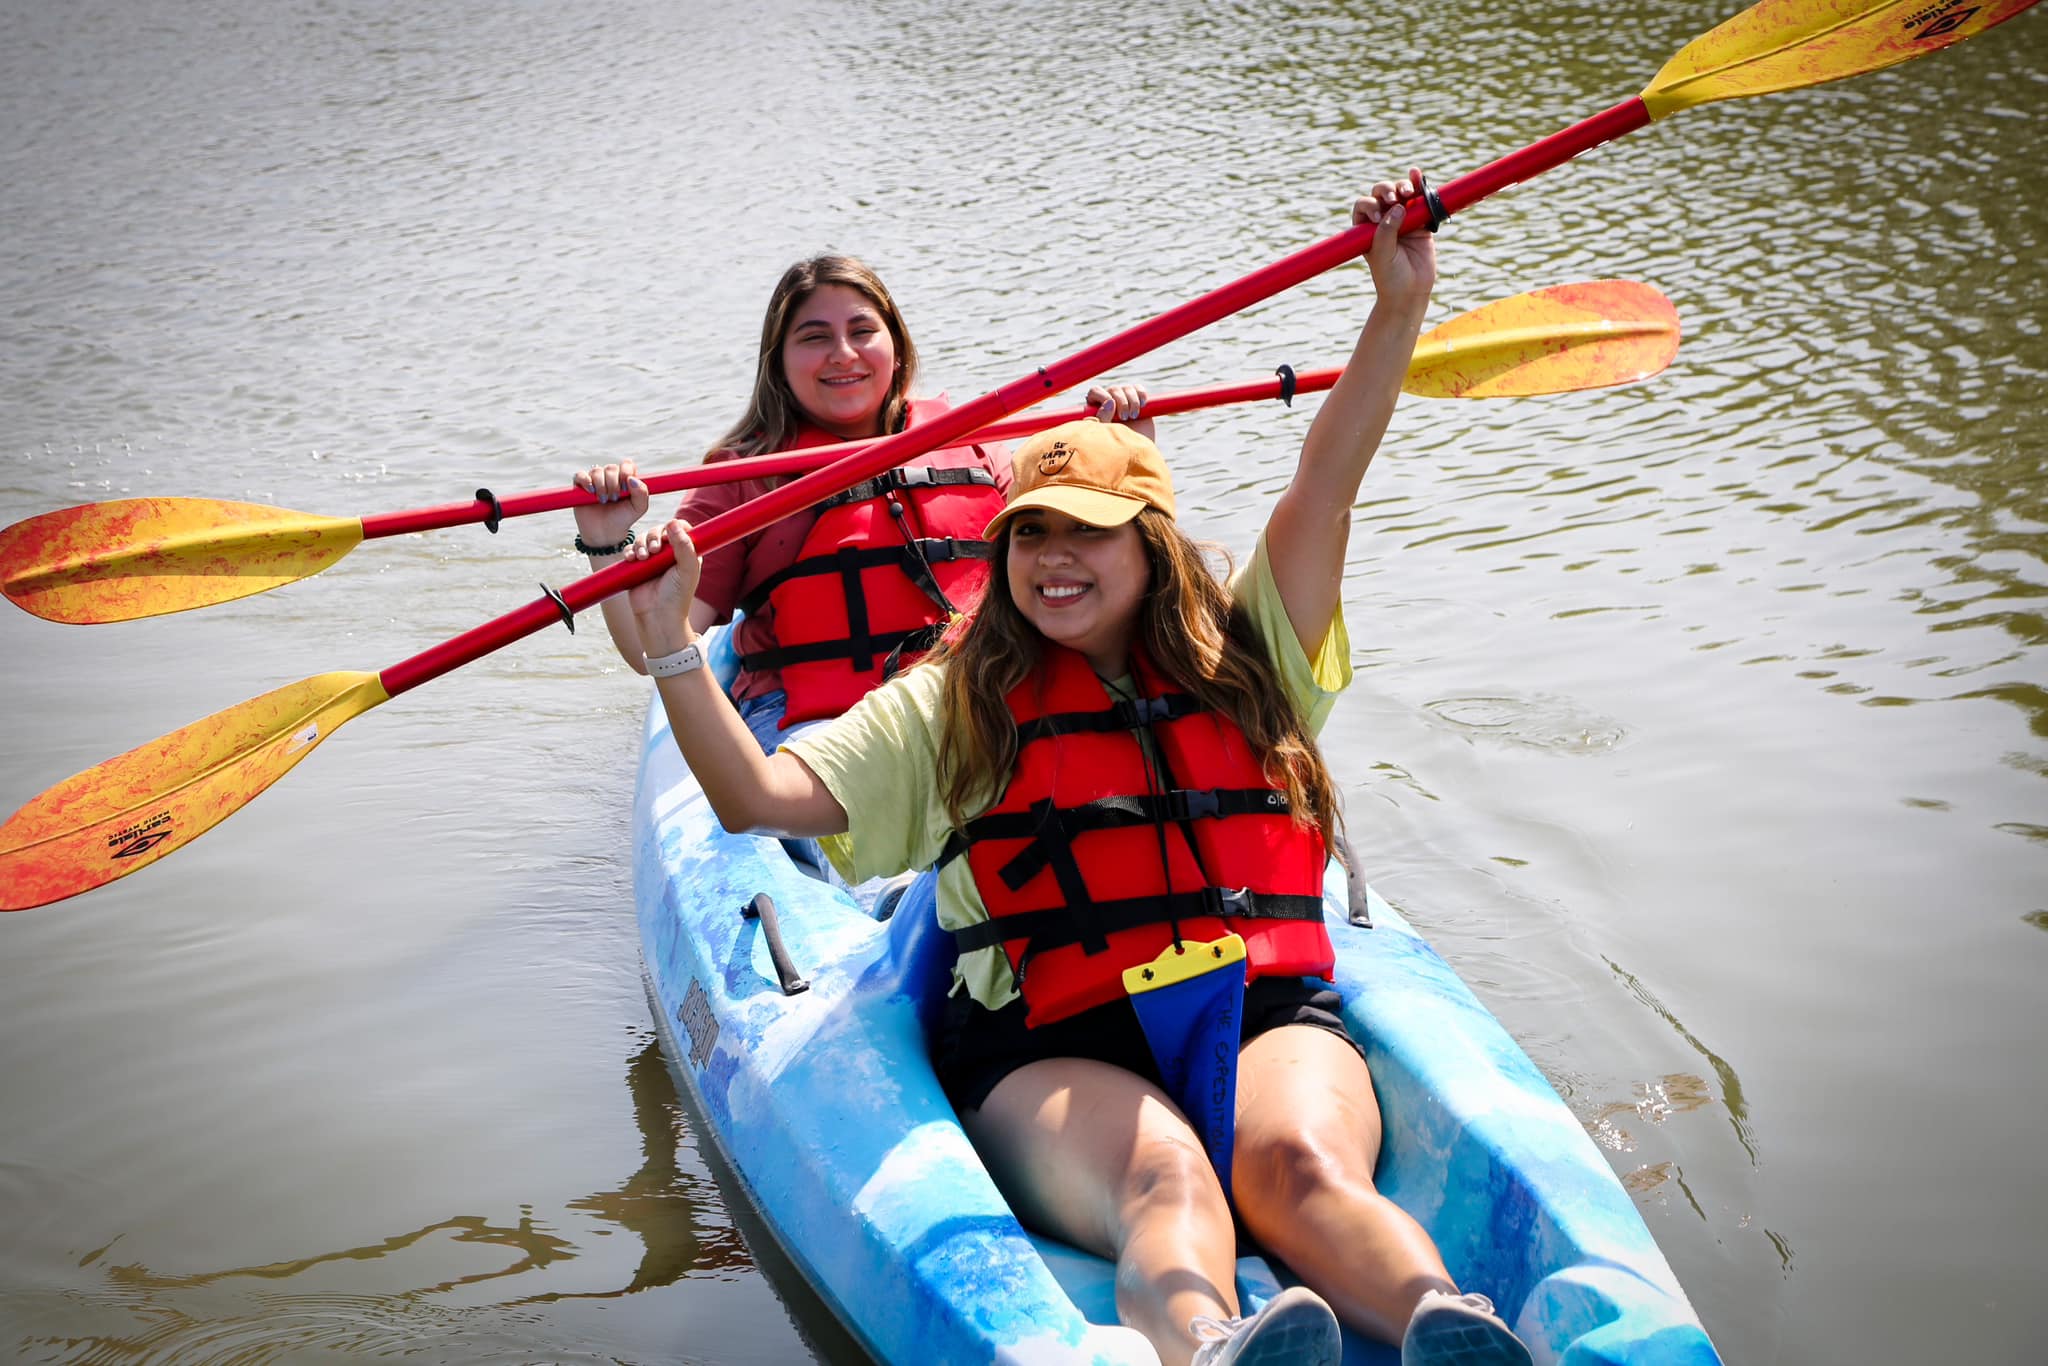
top-left (575, 530), bottom-right (636, 556)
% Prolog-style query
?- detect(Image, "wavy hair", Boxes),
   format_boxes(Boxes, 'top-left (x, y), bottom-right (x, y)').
top-left (708, 254), bottom-right (920, 459)
top-left (931, 508), bottom-right (1340, 841)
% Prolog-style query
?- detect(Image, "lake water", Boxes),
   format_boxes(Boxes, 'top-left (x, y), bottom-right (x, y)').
top-left (2, 1), bottom-right (2044, 1362)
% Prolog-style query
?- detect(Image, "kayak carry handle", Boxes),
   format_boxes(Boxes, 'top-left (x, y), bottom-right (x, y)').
top-left (742, 892), bottom-right (810, 995)
top-left (1338, 838), bottom-right (1373, 929)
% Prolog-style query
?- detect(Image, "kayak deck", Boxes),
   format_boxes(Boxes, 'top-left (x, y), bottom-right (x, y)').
top-left (633, 683), bottom-right (1721, 1364)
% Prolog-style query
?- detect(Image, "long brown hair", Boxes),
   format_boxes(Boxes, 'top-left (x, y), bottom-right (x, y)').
top-left (708, 254), bottom-right (920, 459)
top-left (932, 509), bottom-right (1341, 840)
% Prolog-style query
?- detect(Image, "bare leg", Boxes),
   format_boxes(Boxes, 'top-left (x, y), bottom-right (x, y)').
top-left (1231, 1025), bottom-right (1458, 1343)
top-left (963, 1056), bottom-right (1238, 1366)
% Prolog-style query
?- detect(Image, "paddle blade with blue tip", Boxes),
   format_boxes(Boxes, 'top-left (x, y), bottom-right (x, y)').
top-left (1124, 934), bottom-right (1249, 1196)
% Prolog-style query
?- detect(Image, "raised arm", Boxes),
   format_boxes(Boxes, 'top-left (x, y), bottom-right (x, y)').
top-left (1264, 172), bottom-right (1436, 656)
top-left (621, 518), bottom-right (851, 839)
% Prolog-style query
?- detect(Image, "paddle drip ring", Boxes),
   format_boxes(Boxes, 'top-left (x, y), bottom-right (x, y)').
top-left (1274, 364), bottom-right (1298, 408)
top-left (475, 487), bottom-right (505, 533)
top-left (541, 582), bottom-right (575, 632)
top-left (1415, 173), bottom-right (1448, 234)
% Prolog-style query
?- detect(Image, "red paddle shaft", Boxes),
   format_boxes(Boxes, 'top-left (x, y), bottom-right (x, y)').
top-left (376, 97), bottom-right (1652, 699)
top-left (355, 367), bottom-right (1346, 541)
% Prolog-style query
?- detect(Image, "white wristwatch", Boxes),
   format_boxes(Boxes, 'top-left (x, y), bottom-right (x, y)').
top-left (645, 642), bottom-right (705, 678)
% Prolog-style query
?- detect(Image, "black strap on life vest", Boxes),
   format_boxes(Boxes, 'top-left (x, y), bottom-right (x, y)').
top-left (1012, 692), bottom-right (1204, 747)
top-left (739, 619), bottom-right (933, 674)
top-left (892, 533), bottom-right (990, 619)
top-left (738, 538), bottom-right (994, 618)
top-left (816, 464), bottom-right (994, 510)
top-left (737, 537), bottom-right (993, 674)
top-left (879, 620), bottom-right (951, 682)
top-left (937, 776), bottom-right (1305, 968)
top-left (947, 787), bottom-right (1294, 892)
top-left (940, 675), bottom-right (1322, 974)
top-left (735, 465), bottom-right (997, 678)
top-left (925, 696), bottom-right (1209, 855)
top-left (947, 885), bottom-right (1326, 957)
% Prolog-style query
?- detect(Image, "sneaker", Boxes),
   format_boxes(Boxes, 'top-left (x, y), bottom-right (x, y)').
top-left (1190, 1285), bottom-right (1342, 1366)
top-left (1401, 1289), bottom-right (1533, 1365)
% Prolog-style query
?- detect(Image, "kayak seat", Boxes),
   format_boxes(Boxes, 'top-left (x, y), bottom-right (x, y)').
top-left (883, 869), bottom-right (955, 1039)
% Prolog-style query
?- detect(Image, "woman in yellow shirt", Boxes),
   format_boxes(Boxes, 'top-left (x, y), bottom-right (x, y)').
top-left (611, 175), bottom-right (1531, 1366)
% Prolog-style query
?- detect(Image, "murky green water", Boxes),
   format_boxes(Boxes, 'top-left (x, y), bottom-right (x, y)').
top-left (3, 1), bottom-right (2044, 1361)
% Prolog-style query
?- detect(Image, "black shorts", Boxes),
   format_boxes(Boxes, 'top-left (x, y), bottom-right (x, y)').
top-left (933, 975), bottom-right (1363, 1113)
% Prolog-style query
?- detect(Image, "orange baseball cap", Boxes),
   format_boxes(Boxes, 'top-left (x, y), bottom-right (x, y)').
top-left (985, 419), bottom-right (1177, 536)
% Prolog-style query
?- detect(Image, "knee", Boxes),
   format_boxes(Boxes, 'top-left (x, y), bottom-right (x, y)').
top-left (1234, 1125), bottom-right (1365, 1212)
top-left (1119, 1131), bottom-right (1226, 1220)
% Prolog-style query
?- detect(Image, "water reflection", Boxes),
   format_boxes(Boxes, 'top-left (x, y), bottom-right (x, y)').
top-left (1604, 957), bottom-right (1756, 1168)
top-left (90, 1214), bottom-right (578, 1296)
top-left (534, 1035), bottom-right (753, 1300)
top-left (8, 1037), bottom-right (748, 1363)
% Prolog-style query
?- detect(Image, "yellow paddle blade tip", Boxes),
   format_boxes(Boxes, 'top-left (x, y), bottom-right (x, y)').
top-left (0, 498), bottom-right (363, 624)
top-left (1405, 280), bottom-right (1681, 400)
top-left (1122, 934), bottom-right (1249, 996)
top-left (1642, 0), bottom-right (2039, 118)
top-left (0, 671), bottom-right (388, 911)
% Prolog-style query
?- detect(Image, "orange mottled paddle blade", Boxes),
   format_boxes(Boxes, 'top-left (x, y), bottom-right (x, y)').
top-left (1642, 0), bottom-right (2039, 117)
top-left (0, 498), bottom-right (364, 624)
top-left (1403, 281), bottom-right (1681, 399)
top-left (0, 672), bottom-right (388, 910)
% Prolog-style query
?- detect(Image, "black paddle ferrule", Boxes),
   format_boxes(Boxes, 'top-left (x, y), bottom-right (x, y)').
top-left (1275, 364), bottom-right (1297, 408)
top-left (1038, 366), bottom-right (1053, 389)
top-left (1414, 173), bottom-right (1448, 234)
top-left (476, 487), bottom-right (504, 533)
top-left (541, 582), bottom-right (575, 632)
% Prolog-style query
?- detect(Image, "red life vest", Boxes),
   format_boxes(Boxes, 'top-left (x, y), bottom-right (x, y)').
top-left (941, 645), bottom-right (1333, 1028)
top-left (738, 399), bottom-right (1005, 727)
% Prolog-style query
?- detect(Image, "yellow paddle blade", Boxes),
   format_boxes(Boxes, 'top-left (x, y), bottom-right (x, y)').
top-left (1642, 0), bottom-right (2038, 117)
top-left (1403, 280), bottom-right (1680, 399)
top-left (0, 498), bottom-right (364, 625)
top-left (0, 672), bottom-right (388, 911)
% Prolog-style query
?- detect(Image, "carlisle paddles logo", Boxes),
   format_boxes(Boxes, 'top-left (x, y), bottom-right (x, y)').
top-left (1906, 2), bottom-right (1980, 40)
top-left (108, 810), bottom-right (174, 859)
top-left (1037, 440), bottom-right (1076, 476)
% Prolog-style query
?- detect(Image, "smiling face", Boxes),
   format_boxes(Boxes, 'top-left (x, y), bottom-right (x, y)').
top-left (1005, 508), bottom-right (1150, 677)
top-left (778, 283), bottom-right (897, 440)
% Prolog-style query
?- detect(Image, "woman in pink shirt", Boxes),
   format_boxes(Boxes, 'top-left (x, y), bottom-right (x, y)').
top-left (571, 254), bottom-right (1144, 753)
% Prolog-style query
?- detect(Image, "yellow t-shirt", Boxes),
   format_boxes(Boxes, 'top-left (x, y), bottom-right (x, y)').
top-left (783, 529), bottom-right (1352, 1009)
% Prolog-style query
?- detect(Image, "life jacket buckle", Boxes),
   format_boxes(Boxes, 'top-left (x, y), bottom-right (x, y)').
top-left (1208, 887), bottom-right (1254, 918)
top-left (1121, 695), bottom-right (1177, 730)
top-left (1165, 788), bottom-right (1222, 822)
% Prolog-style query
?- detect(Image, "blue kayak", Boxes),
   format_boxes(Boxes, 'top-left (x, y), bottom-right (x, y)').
top-left (632, 641), bottom-right (1724, 1364)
